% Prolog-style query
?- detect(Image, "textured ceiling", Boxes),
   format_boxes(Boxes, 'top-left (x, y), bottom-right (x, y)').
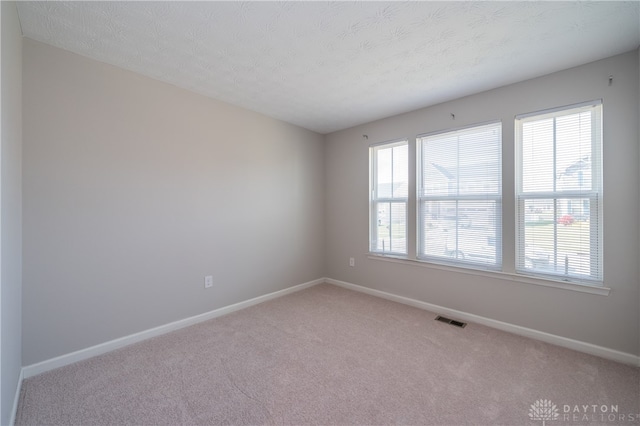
top-left (16, 1), bottom-right (640, 134)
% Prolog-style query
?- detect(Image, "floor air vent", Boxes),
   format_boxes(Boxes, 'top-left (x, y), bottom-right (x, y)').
top-left (435, 315), bottom-right (467, 328)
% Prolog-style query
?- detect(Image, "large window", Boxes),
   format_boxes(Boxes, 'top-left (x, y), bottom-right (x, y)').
top-left (367, 100), bottom-right (604, 288)
top-left (417, 122), bottom-right (502, 269)
top-left (515, 101), bottom-right (603, 283)
top-left (369, 140), bottom-right (408, 255)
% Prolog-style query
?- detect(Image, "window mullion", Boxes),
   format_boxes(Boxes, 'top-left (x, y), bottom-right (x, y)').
top-left (551, 117), bottom-right (559, 273)
top-left (406, 137), bottom-right (417, 260)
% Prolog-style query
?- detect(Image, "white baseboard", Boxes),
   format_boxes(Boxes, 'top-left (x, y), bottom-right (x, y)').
top-left (22, 278), bottom-right (325, 379)
top-left (325, 278), bottom-right (640, 367)
top-left (9, 368), bottom-right (23, 426)
top-left (20, 276), bottom-right (640, 381)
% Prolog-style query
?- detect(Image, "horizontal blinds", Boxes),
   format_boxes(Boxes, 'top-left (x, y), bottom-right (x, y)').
top-left (417, 122), bottom-right (502, 269)
top-left (516, 102), bottom-right (602, 282)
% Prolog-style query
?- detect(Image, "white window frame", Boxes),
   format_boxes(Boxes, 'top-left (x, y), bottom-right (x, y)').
top-left (369, 139), bottom-right (409, 256)
top-left (515, 100), bottom-right (603, 284)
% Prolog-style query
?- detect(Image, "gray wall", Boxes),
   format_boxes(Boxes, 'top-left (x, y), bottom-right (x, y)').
top-left (1, 2), bottom-right (23, 425)
top-left (325, 50), bottom-right (640, 356)
top-left (22, 39), bottom-right (325, 365)
top-left (17, 34), bottom-right (640, 368)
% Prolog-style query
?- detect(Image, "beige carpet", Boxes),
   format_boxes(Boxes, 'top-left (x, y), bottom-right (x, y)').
top-left (16, 284), bottom-right (640, 425)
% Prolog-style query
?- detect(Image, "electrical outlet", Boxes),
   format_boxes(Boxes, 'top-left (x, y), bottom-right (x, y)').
top-left (349, 257), bottom-right (355, 267)
top-left (204, 275), bottom-right (213, 289)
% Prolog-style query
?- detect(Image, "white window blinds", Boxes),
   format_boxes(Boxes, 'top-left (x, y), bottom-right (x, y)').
top-left (417, 122), bottom-right (502, 269)
top-left (515, 101), bottom-right (603, 283)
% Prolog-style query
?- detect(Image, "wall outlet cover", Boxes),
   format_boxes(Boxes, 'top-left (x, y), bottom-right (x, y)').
top-left (204, 275), bottom-right (213, 288)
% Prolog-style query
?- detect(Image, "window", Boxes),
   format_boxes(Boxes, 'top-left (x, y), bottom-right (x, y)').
top-left (515, 101), bottom-right (603, 283)
top-left (369, 140), bottom-right (408, 255)
top-left (417, 122), bottom-right (502, 269)
top-left (367, 100), bottom-right (604, 291)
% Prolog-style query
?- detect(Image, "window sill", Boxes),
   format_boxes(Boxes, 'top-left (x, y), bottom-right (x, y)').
top-left (366, 254), bottom-right (610, 296)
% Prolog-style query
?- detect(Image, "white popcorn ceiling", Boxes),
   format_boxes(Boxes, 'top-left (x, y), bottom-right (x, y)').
top-left (16, 1), bottom-right (640, 134)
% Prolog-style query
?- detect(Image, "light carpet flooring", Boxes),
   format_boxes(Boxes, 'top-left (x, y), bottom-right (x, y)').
top-left (16, 283), bottom-right (640, 425)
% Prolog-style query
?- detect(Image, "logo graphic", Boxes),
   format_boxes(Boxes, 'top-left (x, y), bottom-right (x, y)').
top-left (529, 399), bottom-right (559, 425)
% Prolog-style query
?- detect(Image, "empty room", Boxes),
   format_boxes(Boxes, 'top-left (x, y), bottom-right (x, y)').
top-left (2, 1), bottom-right (639, 425)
